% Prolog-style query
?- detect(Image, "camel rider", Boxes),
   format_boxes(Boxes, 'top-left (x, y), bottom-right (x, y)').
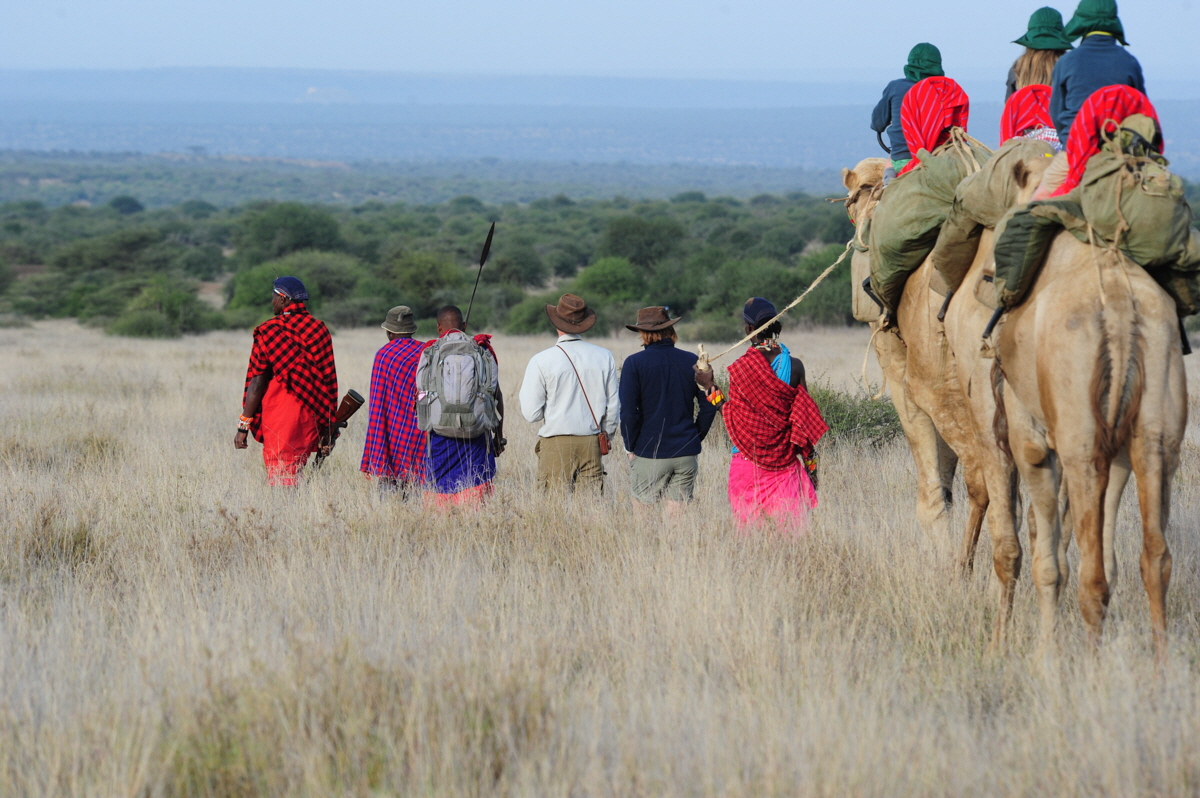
top-left (871, 43), bottom-right (943, 182)
top-left (1033, 0), bottom-right (1145, 198)
top-left (1006, 7), bottom-right (1073, 100)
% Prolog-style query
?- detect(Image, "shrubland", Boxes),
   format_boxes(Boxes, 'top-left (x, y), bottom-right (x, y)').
top-left (0, 190), bottom-right (855, 338)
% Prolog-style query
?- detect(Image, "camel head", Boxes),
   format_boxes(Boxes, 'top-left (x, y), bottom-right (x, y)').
top-left (842, 157), bottom-right (889, 221)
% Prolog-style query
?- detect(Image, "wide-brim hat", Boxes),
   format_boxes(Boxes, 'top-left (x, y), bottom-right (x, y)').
top-left (545, 293), bottom-right (597, 333)
top-left (1015, 6), bottom-right (1075, 49)
top-left (1063, 0), bottom-right (1127, 45)
top-left (381, 304), bottom-right (418, 334)
top-left (626, 306), bottom-right (681, 332)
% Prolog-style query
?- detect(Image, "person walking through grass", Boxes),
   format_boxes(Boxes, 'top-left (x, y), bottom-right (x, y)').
top-left (234, 276), bottom-right (338, 487)
top-left (361, 305), bottom-right (427, 496)
top-left (619, 306), bottom-right (717, 516)
top-left (416, 305), bottom-right (505, 507)
top-left (519, 294), bottom-right (619, 494)
top-left (694, 298), bottom-right (827, 536)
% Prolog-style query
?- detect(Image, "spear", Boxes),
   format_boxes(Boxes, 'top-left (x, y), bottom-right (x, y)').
top-left (463, 222), bottom-right (495, 331)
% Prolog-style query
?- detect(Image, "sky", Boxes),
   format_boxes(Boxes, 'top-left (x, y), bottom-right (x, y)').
top-left (1, 0), bottom-right (1196, 83)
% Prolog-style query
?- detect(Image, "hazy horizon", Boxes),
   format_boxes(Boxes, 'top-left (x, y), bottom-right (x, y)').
top-left (1, 0), bottom-right (1194, 83)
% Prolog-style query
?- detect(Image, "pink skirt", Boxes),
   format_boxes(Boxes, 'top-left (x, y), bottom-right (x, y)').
top-left (728, 453), bottom-right (817, 537)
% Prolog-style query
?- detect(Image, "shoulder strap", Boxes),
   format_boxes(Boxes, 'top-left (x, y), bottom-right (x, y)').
top-left (556, 344), bottom-right (600, 430)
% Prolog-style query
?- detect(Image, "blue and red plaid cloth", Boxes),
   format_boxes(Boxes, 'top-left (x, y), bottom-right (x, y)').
top-left (360, 337), bottom-right (428, 482)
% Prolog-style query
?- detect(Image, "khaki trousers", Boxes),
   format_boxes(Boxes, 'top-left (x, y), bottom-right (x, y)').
top-left (535, 435), bottom-right (603, 493)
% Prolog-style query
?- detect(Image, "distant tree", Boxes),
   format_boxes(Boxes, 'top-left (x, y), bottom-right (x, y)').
top-left (671, 191), bottom-right (706, 204)
top-left (226, 251), bottom-right (367, 311)
top-left (380, 251), bottom-right (466, 315)
top-left (600, 216), bottom-right (685, 267)
top-left (178, 199), bottom-right (218, 219)
top-left (484, 241), bottom-right (547, 287)
top-left (232, 202), bottom-right (344, 266)
top-left (108, 195), bottom-right (144, 215)
top-left (572, 257), bottom-right (646, 304)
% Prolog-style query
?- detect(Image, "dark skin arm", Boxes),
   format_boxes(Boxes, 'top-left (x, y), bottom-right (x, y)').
top-left (493, 386), bottom-right (506, 456)
top-left (233, 372), bottom-right (269, 449)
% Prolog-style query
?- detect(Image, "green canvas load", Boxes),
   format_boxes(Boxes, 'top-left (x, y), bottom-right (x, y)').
top-left (868, 131), bottom-right (993, 313)
top-left (991, 115), bottom-right (1200, 315)
top-left (992, 199), bottom-right (1086, 309)
top-left (930, 138), bottom-right (1057, 295)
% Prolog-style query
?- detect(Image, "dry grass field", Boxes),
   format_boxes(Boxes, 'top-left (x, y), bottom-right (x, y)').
top-left (3, 319), bottom-right (1200, 796)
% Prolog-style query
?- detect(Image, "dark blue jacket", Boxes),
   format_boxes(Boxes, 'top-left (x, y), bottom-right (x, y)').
top-left (619, 340), bottom-right (717, 459)
top-left (1050, 34), bottom-right (1145, 143)
top-left (871, 78), bottom-right (916, 161)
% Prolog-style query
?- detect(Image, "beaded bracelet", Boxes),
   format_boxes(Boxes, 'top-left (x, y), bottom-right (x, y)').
top-left (238, 414), bottom-right (253, 432)
top-left (706, 387), bottom-right (725, 406)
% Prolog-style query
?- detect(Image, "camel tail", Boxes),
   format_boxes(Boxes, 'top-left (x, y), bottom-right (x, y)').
top-left (1089, 288), bottom-right (1145, 473)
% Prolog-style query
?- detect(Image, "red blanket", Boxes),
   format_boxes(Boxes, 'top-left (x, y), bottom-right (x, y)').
top-left (899, 76), bottom-right (970, 175)
top-left (724, 348), bottom-right (828, 471)
top-left (1001, 84), bottom-right (1053, 143)
top-left (243, 303), bottom-right (338, 441)
top-left (1053, 85), bottom-right (1160, 197)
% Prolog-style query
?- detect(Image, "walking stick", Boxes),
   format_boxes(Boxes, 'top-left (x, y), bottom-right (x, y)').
top-left (463, 222), bottom-right (495, 331)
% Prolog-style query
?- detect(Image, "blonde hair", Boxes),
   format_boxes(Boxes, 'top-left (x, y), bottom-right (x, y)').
top-left (1011, 48), bottom-right (1065, 92)
top-left (639, 328), bottom-right (678, 346)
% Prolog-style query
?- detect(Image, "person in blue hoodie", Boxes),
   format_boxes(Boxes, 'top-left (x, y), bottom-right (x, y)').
top-left (1034, 0), bottom-right (1145, 197)
top-left (871, 43), bottom-right (944, 180)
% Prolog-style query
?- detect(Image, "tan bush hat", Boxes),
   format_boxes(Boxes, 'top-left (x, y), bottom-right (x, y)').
top-left (381, 305), bottom-right (418, 334)
top-left (545, 293), bottom-right (597, 333)
top-left (626, 306), bottom-right (680, 332)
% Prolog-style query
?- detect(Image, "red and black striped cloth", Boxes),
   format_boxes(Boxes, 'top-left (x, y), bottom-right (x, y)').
top-left (1001, 84), bottom-right (1054, 143)
top-left (1053, 85), bottom-right (1161, 197)
top-left (242, 303), bottom-right (338, 440)
top-left (723, 348), bottom-right (828, 471)
top-left (898, 76), bottom-right (970, 175)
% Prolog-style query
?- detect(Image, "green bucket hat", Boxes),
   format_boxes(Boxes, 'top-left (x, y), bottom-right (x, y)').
top-left (904, 42), bottom-right (944, 83)
top-left (1063, 0), bottom-right (1127, 45)
top-left (1014, 7), bottom-right (1075, 50)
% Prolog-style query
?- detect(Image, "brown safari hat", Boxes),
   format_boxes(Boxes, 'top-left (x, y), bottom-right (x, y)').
top-left (626, 306), bottom-right (681, 332)
top-left (545, 293), bottom-right (597, 333)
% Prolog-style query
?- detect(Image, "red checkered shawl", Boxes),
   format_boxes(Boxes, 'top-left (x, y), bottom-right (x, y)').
top-left (242, 303), bottom-right (338, 441)
top-left (898, 77), bottom-right (970, 175)
top-left (1053, 85), bottom-right (1160, 197)
top-left (1001, 84), bottom-right (1053, 143)
top-left (724, 348), bottom-right (828, 471)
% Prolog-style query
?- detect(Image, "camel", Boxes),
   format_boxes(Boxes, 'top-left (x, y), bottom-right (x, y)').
top-left (994, 230), bottom-right (1187, 657)
top-left (842, 159), bottom-right (990, 571)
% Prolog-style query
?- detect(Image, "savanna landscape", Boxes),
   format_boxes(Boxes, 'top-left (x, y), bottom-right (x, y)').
top-left (4, 319), bottom-right (1200, 796)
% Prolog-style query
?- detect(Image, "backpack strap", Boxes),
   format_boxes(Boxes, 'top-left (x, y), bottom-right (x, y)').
top-left (556, 344), bottom-right (601, 432)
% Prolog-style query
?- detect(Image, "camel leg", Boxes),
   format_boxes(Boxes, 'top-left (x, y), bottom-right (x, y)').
top-left (1060, 457), bottom-right (1111, 648)
top-left (958, 458), bottom-right (988, 576)
top-left (1003, 390), bottom-right (1059, 652)
top-left (1102, 449), bottom-right (1132, 589)
top-left (1129, 435), bottom-right (1175, 661)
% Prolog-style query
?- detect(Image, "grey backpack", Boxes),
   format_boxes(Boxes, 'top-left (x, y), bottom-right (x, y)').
top-left (415, 332), bottom-right (500, 439)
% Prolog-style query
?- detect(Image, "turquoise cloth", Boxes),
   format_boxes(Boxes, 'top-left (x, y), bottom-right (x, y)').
top-left (733, 344), bottom-right (792, 453)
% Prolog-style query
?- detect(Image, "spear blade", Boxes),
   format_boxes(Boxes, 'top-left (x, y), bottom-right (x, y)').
top-left (464, 221), bottom-right (496, 330)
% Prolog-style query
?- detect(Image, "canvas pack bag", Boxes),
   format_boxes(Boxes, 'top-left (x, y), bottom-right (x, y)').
top-left (867, 131), bottom-right (993, 313)
top-left (931, 138), bottom-right (1056, 296)
top-left (415, 331), bottom-right (500, 439)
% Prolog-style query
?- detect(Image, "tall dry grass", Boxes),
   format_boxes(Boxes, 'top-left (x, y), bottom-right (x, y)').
top-left (1, 320), bottom-right (1200, 797)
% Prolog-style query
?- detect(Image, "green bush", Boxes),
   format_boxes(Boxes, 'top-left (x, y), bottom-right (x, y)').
top-left (504, 293), bottom-right (558, 335)
top-left (379, 251), bottom-right (465, 315)
top-left (107, 309), bottom-right (178, 338)
top-left (600, 216), bottom-right (685, 266)
top-left (572, 257), bottom-right (646, 304)
top-left (226, 251), bottom-right (369, 312)
top-left (808, 381), bottom-right (902, 448)
top-left (232, 202), bottom-right (344, 266)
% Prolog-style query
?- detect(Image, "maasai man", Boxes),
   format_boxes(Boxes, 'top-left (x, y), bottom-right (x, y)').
top-left (619, 306), bottom-right (717, 515)
top-left (361, 305), bottom-right (427, 495)
top-left (234, 276), bottom-right (338, 487)
top-left (694, 298), bottom-right (828, 536)
top-left (419, 305), bottom-right (505, 507)
top-left (871, 43), bottom-right (944, 181)
top-left (519, 294), bottom-right (619, 494)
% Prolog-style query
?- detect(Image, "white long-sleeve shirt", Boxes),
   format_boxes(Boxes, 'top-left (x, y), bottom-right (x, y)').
top-left (519, 334), bottom-right (620, 438)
